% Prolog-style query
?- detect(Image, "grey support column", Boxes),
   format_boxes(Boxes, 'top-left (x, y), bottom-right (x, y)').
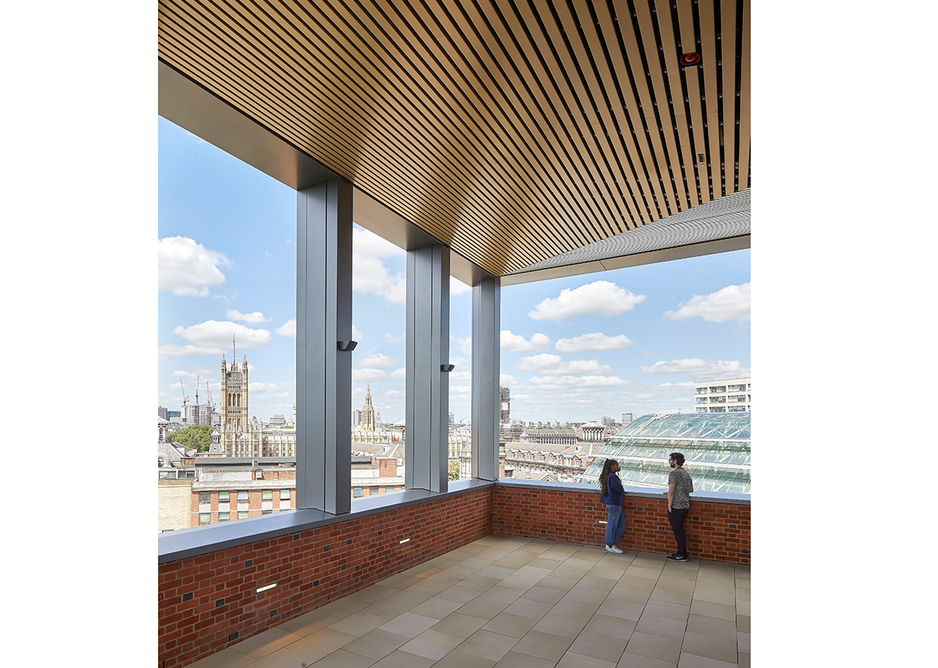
top-left (471, 277), bottom-right (500, 480)
top-left (405, 245), bottom-right (451, 493)
top-left (296, 179), bottom-right (353, 515)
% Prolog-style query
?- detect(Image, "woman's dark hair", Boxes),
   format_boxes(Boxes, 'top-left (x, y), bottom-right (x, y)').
top-left (599, 458), bottom-right (618, 496)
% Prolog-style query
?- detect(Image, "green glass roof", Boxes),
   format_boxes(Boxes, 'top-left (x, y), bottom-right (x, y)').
top-left (581, 412), bottom-right (751, 495)
top-left (614, 412), bottom-right (750, 441)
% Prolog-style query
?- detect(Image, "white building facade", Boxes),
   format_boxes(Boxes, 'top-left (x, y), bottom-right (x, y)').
top-left (694, 377), bottom-right (751, 413)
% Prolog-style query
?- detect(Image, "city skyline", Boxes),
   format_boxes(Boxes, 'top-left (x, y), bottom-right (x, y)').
top-left (159, 117), bottom-right (750, 426)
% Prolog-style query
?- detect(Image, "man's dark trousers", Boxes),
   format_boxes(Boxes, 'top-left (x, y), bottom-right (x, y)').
top-left (668, 508), bottom-right (690, 557)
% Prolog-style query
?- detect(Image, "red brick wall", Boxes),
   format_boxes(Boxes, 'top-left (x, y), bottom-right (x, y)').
top-left (161, 484), bottom-right (750, 667)
top-left (492, 486), bottom-right (750, 565)
top-left (158, 487), bottom-right (492, 668)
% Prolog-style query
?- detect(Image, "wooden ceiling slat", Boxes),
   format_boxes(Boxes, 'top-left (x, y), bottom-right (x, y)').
top-left (278, 0), bottom-right (572, 259)
top-left (465, 0), bottom-right (626, 239)
top-left (528, 0), bottom-right (664, 226)
top-left (737, 0), bottom-right (751, 190)
top-left (697, 0), bottom-right (723, 202)
top-left (551, 0), bottom-right (654, 231)
top-left (341, 0), bottom-right (602, 258)
top-left (253, 0), bottom-right (565, 266)
top-left (402, 0), bottom-right (617, 246)
top-left (720, 0), bottom-right (738, 200)
top-left (607, 0), bottom-right (674, 219)
top-left (362, 0), bottom-right (595, 251)
top-left (520, 3), bottom-right (634, 237)
top-left (653, 0), bottom-right (699, 208)
top-left (162, 3), bottom-right (517, 267)
top-left (632, 0), bottom-right (689, 213)
top-left (158, 0), bottom-right (749, 277)
top-left (675, 0), bottom-right (710, 205)
top-left (493, 0), bottom-right (653, 232)
top-left (591, 0), bottom-right (660, 224)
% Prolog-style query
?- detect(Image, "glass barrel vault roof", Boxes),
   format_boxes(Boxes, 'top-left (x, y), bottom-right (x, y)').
top-left (581, 412), bottom-right (751, 494)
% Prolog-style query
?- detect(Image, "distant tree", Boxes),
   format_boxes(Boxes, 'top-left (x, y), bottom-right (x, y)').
top-left (448, 459), bottom-right (460, 481)
top-left (172, 424), bottom-right (213, 453)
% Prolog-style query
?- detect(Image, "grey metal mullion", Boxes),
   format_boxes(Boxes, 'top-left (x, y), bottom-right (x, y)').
top-left (433, 246), bottom-right (450, 492)
top-left (471, 277), bottom-right (500, 481)
top-left (295, 178), bottom-right (352, 515)
top-left (405, 244), bottom-right (451, 493)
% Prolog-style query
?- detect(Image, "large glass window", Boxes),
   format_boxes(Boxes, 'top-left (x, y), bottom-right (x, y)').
top-left (500, 250), bottom-right (749, 485)
top-left (350, 225), bottom-right (406, 495)
top-left (450, 277), bottom-right (472, 479)
top-left (157, 116), bottom-right (295, 533)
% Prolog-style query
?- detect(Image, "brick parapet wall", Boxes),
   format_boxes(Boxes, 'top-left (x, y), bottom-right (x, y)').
top-left (160, 484), bottom-right (749, 667)
top-left (492, 486), bottom-right (750, 564)
top-left (158, 487), bottom-right (492, 668)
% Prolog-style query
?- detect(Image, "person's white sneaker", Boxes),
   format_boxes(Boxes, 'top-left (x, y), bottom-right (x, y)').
top-left (606, 545), bottom-right (623, 554)
top-left (604, 545), bottom-right (613, 552)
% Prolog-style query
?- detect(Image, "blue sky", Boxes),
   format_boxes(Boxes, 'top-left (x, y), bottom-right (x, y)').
top-left (159, 117), bottom-right (750, 425)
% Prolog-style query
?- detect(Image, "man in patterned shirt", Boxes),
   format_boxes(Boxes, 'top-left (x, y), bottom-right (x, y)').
top-left (666, 452), bottom-right (694, 561)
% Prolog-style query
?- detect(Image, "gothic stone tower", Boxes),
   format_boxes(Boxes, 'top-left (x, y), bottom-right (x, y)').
top-left (220, 354), bottom-right (249, 456)
top-left (361, 383), bottom-right (376, 432)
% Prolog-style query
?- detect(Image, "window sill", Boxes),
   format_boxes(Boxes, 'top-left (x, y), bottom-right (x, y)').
top-left (159, 478), bottom-right (495, 564)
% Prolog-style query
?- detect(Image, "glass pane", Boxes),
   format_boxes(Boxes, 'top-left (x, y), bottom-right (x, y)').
top-left (351, 225), bottom-right (407, 494)
top-left (158, 116), bottom-right (296, 532)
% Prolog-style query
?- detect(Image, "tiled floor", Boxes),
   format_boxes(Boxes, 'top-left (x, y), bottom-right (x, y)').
top-left (189, 535), bottom-right (751, 668)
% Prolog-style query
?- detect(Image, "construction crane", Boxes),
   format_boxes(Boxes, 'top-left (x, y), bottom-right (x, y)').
top-left (179, 377), bottom-right (189, 414)
top-left (206, 378), bottom-right (214, 411)
top-left (195, 375), bottom-right (200, 407)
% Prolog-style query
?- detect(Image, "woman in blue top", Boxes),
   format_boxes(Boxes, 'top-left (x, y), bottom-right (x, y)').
top-left (599, 458), bottom-right (625, 554)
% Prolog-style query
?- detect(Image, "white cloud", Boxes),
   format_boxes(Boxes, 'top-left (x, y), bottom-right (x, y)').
top-left (384, 390), bottom-right (404, 397)
top-left (664, 283), bottom-right (751, 322)
top-left (226, 309), bottom-right (272, 323)
top-left (515, 353), bottom-right (561, 370)
top-left (353, 369), bottom-right (387, 382)
top-left (530, 375), bottom-right (629, 388)
top-left (451, 277), bottom-right (471, 296)
top-left (361, 353), bottom-right (398, 369)
top-left (501, 330), bottom-right (552, 352)
top-left (450, 371), bottom-right (472, 393)
top-left (385, 333), bottom-right (404, 344)
top-left (391, 368), bottom-right (407, 380)
top-left (275, 320), bottom-right (296, 338)
top-left (159, 236), bottom-right (232, 297)
top-left (158, 343), bottom-right (224, 357)
top-left (171, 368), bottom-right (215, 380)
top-left (555, 332), bottom-right (633, 353)
top-left (353, 227), bottom-right (407, 304)
top-left (249, 380), bottom-right (294, 394)
top-left (274, 319), bottom-right (357, 341)
top-left (530, 333), bottom-right (552, 350)
top-left (641, 358), bottom-right (750, 379)
top-left (173, 320), bottom-right (272, 349)
top-left (516, 354), bottom-right (612, 375)
top-left (528, 281), bottom-right (645, 322)
top-left (453, 335), bottom-right (472, 355)
top-left (500, 374), bottom-right (519, 386)
top-left (657, 381), bottom-right (696, 389)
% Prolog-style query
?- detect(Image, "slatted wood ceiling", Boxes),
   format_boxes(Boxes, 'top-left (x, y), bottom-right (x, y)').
top-left (158, 0), bottom-right (750, 278)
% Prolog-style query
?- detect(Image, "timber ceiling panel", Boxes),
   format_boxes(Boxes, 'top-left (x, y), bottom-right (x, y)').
top-left (158, 0), bottom-right (750, 277)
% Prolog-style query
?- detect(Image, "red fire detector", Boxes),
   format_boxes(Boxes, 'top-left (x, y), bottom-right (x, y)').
top-left (679, 53), bottom-right (701, 67)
